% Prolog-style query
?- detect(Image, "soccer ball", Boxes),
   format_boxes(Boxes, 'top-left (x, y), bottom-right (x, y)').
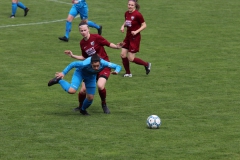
top-left (146, 115), bottom-right (161, 129)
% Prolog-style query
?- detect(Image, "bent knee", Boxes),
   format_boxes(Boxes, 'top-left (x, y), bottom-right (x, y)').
top-left (86, 94), bottom-right (94, 101)
top-left (68, 88), bottom-right (77, 94)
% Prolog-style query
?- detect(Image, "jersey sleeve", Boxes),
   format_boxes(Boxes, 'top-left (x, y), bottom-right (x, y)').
top-left (137, 12), bottom-right (145, 24)
top-left (100, 59), bottom-right (122, 73)
top-left (62, 61), bottom-right (83, 75)
top-left (96, 35), bottom-right (111, 47)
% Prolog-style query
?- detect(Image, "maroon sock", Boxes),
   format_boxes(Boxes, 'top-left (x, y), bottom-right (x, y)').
top-left (78, 92), bottom-right (86, 108)
top-left (132, 58), bottom-right (148, 66)
top-left (122, 57), bottom-right (131, 74)
top-left (98, 88), bottom-right (106, 104)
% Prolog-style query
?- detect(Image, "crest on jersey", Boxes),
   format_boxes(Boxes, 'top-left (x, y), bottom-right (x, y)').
top-left (91, 41), bottom-right (95, 46)
top-left (131, 16), bottom-right (135, 20)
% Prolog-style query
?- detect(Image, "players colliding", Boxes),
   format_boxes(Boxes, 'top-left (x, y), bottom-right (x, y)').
top-left (48, 54), bottom-right (121, 115)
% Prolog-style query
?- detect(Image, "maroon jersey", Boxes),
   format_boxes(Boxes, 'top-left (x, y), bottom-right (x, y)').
top-left (80, 34), bottom-right (110, 61)
top-left (124, 10), bottom-right (145, 38)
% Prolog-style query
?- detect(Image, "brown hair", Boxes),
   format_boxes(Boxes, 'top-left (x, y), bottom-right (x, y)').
top-left (129, 0), bottom-right (140, 10)
top-left (78, 20), bottom-right (88, 27)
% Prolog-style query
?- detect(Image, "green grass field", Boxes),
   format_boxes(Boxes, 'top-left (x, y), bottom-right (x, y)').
top-left (1, 0), bottom-right (240, 159)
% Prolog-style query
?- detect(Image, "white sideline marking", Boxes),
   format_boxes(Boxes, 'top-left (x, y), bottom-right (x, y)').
top-left (47, 0), bottom-right (72, 5)
top-left (0, 19), bottom-right (65, 28)
top-left (0, 0), bottom-right (75, 28)
top-left (0, 15), bottom-right (80, 28)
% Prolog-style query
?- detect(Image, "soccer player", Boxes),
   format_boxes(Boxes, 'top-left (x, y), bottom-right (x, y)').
top-left (59, 0), bottom-right (102, 42)
top-left (64, 21), bottom-right (124, 114)
top-left (10, 0), bottom-right (29, 18)
top-left (48, 54), bottom-right (122, 115)
top-left (120, 0), bottom-right (151, 77)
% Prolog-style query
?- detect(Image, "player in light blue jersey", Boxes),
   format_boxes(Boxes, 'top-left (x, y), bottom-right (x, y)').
top-left (10, 0), bottom-right (29, 18)
top-left (48, 54), bottom-right (121, 115)
top-left (59, 0), bottom-right (102, 42)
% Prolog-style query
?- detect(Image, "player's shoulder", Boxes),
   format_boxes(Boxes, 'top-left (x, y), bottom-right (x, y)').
top-left (90, 34), bottom-right (102, 38)
top-left (89, 34), bottom-right (104, 41)
top-left (134, 10), bottom-right (142, 15)
top-left (82, 57), bottom-right (91, 65)
top-left (80, 38), bottom-right (85, 44)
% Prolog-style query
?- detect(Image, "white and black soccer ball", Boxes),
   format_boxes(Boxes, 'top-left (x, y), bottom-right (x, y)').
top-left (146, 115), bottom-right (161, 129)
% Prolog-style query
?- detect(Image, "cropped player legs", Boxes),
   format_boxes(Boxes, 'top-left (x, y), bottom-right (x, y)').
top-left (97, 77), bottom-right (107, 105)
top-left (81, 91), bottom-right (94, 111)
top-left (11, 0), bottom-right (29, 18)
top-left (65, 15), bottom-right (74, 39)
top-left (121, 36), bottom-right (150, 75)
top-left (78, 83), bottom-right (107, 106)
top-left (128, 52), bottom-right (148, 66)
top-left (77, 78), bottom-right (109, 113)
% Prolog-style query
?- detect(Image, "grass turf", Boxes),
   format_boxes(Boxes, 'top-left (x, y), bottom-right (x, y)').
top-left (0, 0), bottom-right (240, 159)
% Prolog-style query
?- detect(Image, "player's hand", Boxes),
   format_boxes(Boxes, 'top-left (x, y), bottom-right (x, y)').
top-left (72, 0), bottom-right (78, 4)
top-left (131, 31), bottom-right (138, 36)
top-left (111, 71), bottom-right (118, 75)
top-left (116, 42), bottom-right (125, 48)
top-left (64, 50), bottom-right (73, 57)
top-left (120, 26), bottom-right (125, 33)
top-left (55, 72), bottom-right (64, 78)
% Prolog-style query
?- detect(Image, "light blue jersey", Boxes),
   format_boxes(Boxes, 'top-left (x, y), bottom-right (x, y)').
top-left (59, 57), bottom-right (121, 94)
top-left (62, 57), bottom-right (121, 77)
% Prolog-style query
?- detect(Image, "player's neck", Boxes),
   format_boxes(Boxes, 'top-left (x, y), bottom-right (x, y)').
top-left (84, 34), bottom-right (90, 41)
top-left (129, 9), bottom-right (136, 13)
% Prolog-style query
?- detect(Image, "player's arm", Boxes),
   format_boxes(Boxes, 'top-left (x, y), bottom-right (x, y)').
top-left (133, 22), bottom-right (146, 35)
top-left (62, 61), bottom-right (83, 75)
top-left (72, 0), bottom-right (78, 4)
top-left (64, 50), bottom-right (86, 60)
top-left (109, 43), bottom-right (125, 49)
top-left (97, 35), bottom-right (124, 49)
top-left (100, 59), bottom-right (122, 74)
top-left (120, 22), bottom-right (126, 33)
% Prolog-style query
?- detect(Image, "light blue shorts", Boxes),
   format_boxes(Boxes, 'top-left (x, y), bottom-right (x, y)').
top-left (70, 69), bottom-right (96, 95)
top-left (69, 4), bottom-right (88, 20)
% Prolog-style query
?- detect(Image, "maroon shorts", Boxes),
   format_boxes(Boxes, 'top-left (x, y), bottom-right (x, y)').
top-left (123, 34), bottom-right (141, 53)
top-left (97, 67), bottom-right (111, 80)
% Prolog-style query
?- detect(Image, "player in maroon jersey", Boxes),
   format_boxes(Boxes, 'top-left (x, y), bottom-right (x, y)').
top-left (64, 21), bottom-right (124, 114)
top-left (120, 0), bottom-right (151, 77)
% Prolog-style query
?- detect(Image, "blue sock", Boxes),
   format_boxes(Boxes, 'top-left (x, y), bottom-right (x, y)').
top-left (82, 99), bottom-right (93, 110)
top-left (58, 80), bottom-right (71, 93)
top-left (17, 2), bottom-right (26, 10)
top-left (11, 3), bottom-right (17, 15)
top-left (88, 20), bottom-right (100, 29)
top-left (65, 21), bottom-right (72, 38)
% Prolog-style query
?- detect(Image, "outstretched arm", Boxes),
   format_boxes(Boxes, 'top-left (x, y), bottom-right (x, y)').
top-left (62, 61), bottom-right (83, 75)
top-left (109, 42), bottom-right (125, 49)
top-left (100, 59), bottom-right (122, 74)
top-left (64, 50), bottom-right (86, 60)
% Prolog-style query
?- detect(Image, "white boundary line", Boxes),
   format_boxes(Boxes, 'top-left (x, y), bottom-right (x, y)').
top-left (47, 0), bottom-right (72, 5)
top-left (0, 19), bottom-right (66, 28)
top-left (0, 0), bottom-right (74, 28)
